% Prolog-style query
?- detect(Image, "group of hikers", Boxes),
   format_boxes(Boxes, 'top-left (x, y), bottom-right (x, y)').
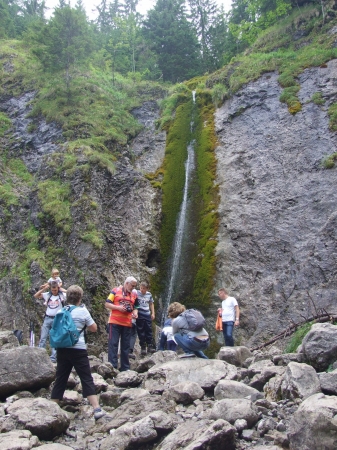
top-left (33, 269), bottom-right (240, 420)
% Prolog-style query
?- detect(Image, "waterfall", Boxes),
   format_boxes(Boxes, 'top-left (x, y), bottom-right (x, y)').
top-left (161, 92), bottom-right (197, 324)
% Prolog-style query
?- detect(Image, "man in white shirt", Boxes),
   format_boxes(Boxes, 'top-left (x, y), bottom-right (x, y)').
top-left (217, 288), bottom-right (240, 346)
top-left (34, 280), bottom-right (66, 362)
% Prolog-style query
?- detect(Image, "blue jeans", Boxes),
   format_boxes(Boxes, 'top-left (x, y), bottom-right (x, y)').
top-left (174, 333), bottom-right (209, 358)
top-left (38, 316), bottom-right (57, 361)
top-left (108, 324), bottom-right (131, 371)
top-left (222, 321), bottom-right (234, 346)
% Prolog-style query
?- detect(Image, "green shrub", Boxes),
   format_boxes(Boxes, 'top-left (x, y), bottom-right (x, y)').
top-left (328, 103), bottom-right (337, 131)
top-left (37, 180), bottom-right (72, 232)
top-left (322, 152), bottom-right (337, 169)
top-left (312, 92), bottom-right (325, 106)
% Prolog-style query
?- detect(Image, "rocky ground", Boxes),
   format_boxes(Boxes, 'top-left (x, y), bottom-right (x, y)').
top-left (1, 322), bottom-right (337, 449)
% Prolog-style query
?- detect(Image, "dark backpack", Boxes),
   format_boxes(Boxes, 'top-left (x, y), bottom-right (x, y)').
top-left (183, 309), bottom-right (206, 331)
top-left (49, 306), bottom-right (85, 348)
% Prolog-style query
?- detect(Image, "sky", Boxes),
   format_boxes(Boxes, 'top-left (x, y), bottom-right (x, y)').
top-left (45, 0), bottom-right (233, 19)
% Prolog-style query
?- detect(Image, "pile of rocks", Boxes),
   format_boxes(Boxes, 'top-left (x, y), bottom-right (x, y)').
top-left (1, 323), bottom-right (337, 449)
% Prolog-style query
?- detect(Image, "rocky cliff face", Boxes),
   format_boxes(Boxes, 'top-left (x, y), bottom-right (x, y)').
top-left (0, 95), bottom-right (165, 346)
top-left (214, 60), bottom-right (337, 347)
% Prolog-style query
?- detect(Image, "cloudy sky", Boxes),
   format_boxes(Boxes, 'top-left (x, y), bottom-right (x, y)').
top-left (45, 0), bottom-right (233, 19)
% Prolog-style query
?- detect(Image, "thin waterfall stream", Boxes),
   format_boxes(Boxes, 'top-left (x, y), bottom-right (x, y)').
top-left (161, 91), bottom-right (197, 325)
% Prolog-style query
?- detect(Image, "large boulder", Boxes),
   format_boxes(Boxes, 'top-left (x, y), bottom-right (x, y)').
top-left (210, 398), bottom-right (260, 428)
top-left (5, 398), bottom-right (70, 440)
top-left (0, 331), bottom-right (20, 350)
top-left (214, 380), bottom-right (263, 400)
top-left (167, 382), bottom-right (205, 405)
top-left (301, 323), bottom-right (337, 371)
top-left (0, 347), bottom-right (55, 398)
top-left (281, 362), bottom-right (321, 400)
top-left (218, 346), bottom-right (253, 367)
top-left (144, 359), bottom-right (237, 393)
top-left (288, 393), bottom-right (337, 449)
top-left (156, 419), bottom-right (236, 450)
top-left (136, 351), bottom-right (178, 373)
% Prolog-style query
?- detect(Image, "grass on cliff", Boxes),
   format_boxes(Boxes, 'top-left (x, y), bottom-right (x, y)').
top-left (206, 6), bottom-right (337, 114)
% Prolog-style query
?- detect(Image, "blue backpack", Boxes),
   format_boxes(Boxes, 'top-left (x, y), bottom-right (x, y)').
top-left (49, 306), bottom-right (85, 348)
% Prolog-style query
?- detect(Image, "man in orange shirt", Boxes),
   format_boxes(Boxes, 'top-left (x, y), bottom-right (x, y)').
top-left (105, 277), bottom-right (139, 371)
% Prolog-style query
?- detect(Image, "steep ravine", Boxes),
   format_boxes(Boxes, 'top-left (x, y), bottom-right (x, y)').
top-left (214, 61), bottom-right (337, 347)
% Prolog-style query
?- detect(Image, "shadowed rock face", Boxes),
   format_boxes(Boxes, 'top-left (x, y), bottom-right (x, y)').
top-left (214, 62), bottom-right (337, 347)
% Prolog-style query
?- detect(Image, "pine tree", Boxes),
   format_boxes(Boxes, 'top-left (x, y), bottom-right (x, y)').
top-left (187, 0), bottom-right (218, 72)
top-left (142, 0), bottom-right (201, 82)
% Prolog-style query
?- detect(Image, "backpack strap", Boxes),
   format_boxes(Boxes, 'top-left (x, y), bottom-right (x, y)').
top-left (66, 305), bottom-right (86, 335)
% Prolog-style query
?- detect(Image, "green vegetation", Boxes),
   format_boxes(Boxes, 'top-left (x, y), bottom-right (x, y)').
top-left (285, 321), bottom-right (313, 353)
top-left (7, 159), bottom-right (33, 184)
top-left (0, 112), bottom-right (11, 136)
top-left (81, 223), bottom-right (104, 250)
top-left (0, 183), bottom-right (18, 207)
top-left (322, 152), bottom-right (337, 169)
top-left (328, 103), bottom-right (337, 131)
top-left (37, 180), bottom-right (72, 233)
top-left (312, 92), bottom-right (325, 106)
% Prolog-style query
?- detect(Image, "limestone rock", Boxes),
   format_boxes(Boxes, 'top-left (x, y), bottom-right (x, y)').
top-left (91, 373), bottom-right (108, 393)
top-left (288, 393), bottom-right (337, 449)
top-left (144, 359), bottom-right (237, 393)
top-left (281, 362), bottom-right (321, 400)
top-left (218, 346), bottom-right (252, 367)
top-left (301, 323), bottom-right (337, 371)
top-left (97, 394), bottom-right (175, 431)
top-left (318, 369), bottom-right (337, 395)
top-left (100, 388), bottom-right (124, 408)
top-left (0, 429), bottom-right (39, 450)
top-left (5, 397), bottom-right (70, 440)
top-left (114, 370), bottom-right (142, 388)
top-left (0, 331), bottom-right (20, 350)
top-left (0, 347), bottom-right (55, 397)
top-left (157, 419), bottom-right (236, 450)
top-left (214, 379), bottom-right (263, 400)
top-left (210, 398), bottom-right (260, 427)
top-left (120, 387), bottom-right (150, 403)
top-left (167, 381), bottom-right (205, 405)
top-left (136, 350), bottom-right (178, 373)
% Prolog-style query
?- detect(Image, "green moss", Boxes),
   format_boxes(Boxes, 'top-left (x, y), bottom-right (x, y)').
top-left (37, 180), bottom-right (72, 232)
top-left (7, 158), bottom-right (33, 184)
top-left (280, 84), bottom-right (302, 114)
top-left (0, 112), bottom-right (11, 137)
top-left (322, 152), bottom-right (337, 169)
top-left (328, 103), bottom-right (337, 131)
top-left (0, 183), bottom-right (19, 206)
top-left (312, 92), bottom-right (325, 105)
top-left (81, 229), bottom-right (104, 249)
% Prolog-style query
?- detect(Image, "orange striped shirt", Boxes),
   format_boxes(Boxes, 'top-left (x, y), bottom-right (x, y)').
top-left (106, 286), bottom-right (139, 327)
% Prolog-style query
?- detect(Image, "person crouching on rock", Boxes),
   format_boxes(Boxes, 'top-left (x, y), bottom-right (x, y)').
top-left (171, 302), bottom-right (210, 359)
top-left (50, 285), bottom-right (105, 420)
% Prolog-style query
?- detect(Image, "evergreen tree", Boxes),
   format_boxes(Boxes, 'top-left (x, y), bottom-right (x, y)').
top-left (33, 5), bottom-right (94, 90)
top-left (142, 0), bottom-right (201, 82)
top-left (0, 0), bottom-right (15, 38)
top-left (187, 0), bottom-right (218, 72)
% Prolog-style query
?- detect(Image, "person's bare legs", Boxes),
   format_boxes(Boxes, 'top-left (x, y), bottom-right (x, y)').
top-left (87, 394), bottom-right (99, 409)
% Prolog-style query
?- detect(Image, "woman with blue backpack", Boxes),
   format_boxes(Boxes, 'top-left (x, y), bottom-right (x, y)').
top-left (50, 285), bottom-right (105, 420)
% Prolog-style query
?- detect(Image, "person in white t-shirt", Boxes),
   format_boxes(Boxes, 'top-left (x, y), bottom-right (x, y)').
top-left (217, 288), bottom-right (240, 346)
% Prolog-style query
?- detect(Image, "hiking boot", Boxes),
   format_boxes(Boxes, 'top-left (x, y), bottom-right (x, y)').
top-left (94, 408), bottom-right (106, 420)
top-left (141, 346), bottom-right (147, 356)
top-left (148, 346), bottom-right (156, 354)
top-left (129, 353), bottom-right (136, 360)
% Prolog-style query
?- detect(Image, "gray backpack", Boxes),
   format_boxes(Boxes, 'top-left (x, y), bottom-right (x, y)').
top-left (183, 309), bottom-right (206, 331)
